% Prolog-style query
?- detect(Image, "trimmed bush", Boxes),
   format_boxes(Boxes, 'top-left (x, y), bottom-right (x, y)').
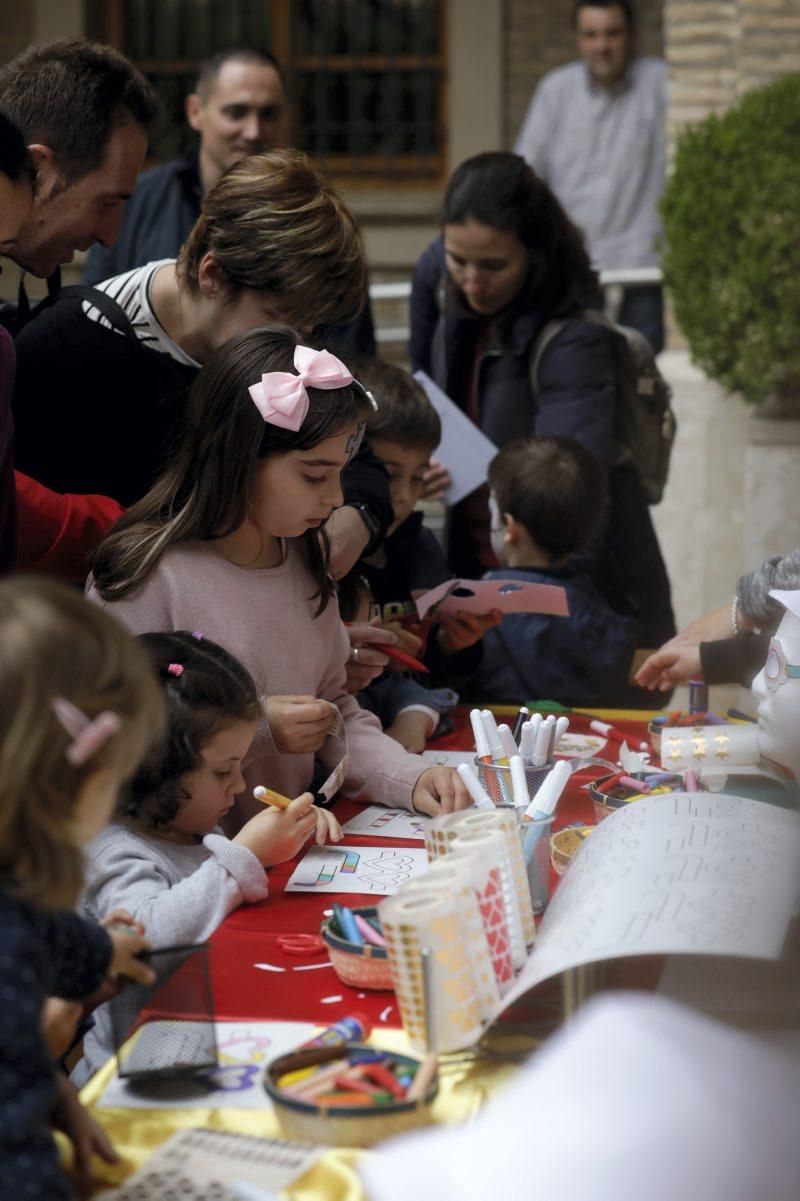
top-left (661, 73), bottom-right (800, 406)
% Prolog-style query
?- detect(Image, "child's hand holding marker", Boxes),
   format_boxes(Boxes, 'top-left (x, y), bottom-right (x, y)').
top-left (243, 789), bottom-right (342, 864)
top-left (266, 695), bottom-right (337, 754)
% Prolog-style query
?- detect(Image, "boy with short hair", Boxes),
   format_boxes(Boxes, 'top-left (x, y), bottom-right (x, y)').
top-left (339, 359), bottom-right (499, 750)
top-left (477, 435), bottom-right (639, 706)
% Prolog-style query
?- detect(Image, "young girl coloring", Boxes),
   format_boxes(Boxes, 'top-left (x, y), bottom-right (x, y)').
top-left (0, 578), bottom-right (163, 1200)
top-left (89, 325), bottom-right (468, 819)
top-left (75, 631), bottom-right (341, 1085)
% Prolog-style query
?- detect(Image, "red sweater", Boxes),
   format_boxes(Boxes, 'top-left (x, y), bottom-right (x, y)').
top-left (15, 472), bottom-right (122, 581)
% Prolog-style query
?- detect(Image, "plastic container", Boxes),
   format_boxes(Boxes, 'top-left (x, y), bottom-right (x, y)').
top-left (320, 906), bottom-right (393, 991)
top-left (264, 1043), bottom-right (438, 1147)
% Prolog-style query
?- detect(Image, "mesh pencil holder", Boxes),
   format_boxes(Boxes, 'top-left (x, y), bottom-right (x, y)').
top-left (475, 756), bottom-right (554, 807)
top-left (493, 803), bottom-right (553, 913)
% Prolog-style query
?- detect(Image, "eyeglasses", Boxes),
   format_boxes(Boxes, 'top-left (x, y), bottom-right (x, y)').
top-left (763, 637), bottom-right (800, 692)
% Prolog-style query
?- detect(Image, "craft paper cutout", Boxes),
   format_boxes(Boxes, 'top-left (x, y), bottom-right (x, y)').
top-left (285, 844), bottom-right (429, 894)
top-left (412, 370), bottom-right (497, 506)
top-left (339, 805), bottom-right (427, 841)
top-left (413, 577), bottom-right (569, 621)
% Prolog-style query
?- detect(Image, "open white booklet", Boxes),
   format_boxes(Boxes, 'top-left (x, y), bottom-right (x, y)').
top-left (490, 791), bottom-right (800, 1025)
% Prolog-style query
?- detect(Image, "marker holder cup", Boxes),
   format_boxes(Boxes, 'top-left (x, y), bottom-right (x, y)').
top-left (475, 756), bottom-right (554, 808)
top-left (494, 803), bottom-right (553, 914)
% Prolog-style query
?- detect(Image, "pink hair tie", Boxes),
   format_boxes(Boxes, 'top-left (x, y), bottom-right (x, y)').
top-left (51, 697), bottom-right (122, 767)
top-left (192, 631), bottom-right (204, 640)
top-left (167, 663), bottom-right (184, 677)
top-left (248, 345), bottom-right (354, 432)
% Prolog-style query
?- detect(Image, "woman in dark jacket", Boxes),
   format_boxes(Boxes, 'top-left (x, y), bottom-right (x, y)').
top-left (410, 150), bottom-right (675, 651)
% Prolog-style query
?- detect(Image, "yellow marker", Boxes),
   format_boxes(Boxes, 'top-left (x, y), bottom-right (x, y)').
top-left (253, 785), bottom-right (292, 810)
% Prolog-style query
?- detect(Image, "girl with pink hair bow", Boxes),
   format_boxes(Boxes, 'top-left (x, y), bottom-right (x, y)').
top-left (88, 325), bottom-right (471, 822)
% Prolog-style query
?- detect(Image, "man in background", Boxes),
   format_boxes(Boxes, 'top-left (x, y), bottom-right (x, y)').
top-left (84, 47), bottom-right (375, 353)
top-left (515, 1), bottom-right (666, 353)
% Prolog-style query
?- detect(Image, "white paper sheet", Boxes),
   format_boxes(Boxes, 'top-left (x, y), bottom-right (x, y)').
top-left (97, 1020), bottom-right (317, 1110)
top-left (339, 805), bottom-right (427, 840)
top-left (495, 791), bottom-right (800, 1017)
top-left (284, 844), bottom-right (429, 894)
top-left (413, 576), bottom-right (569, 621)
top-left (419, 748), bottom-right (474, 768)
top-left (412, 370), bottom-right (497, 505)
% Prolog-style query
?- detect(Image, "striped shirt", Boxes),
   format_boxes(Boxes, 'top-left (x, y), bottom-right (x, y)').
top-left (82, 259), bottom-right (199, 367)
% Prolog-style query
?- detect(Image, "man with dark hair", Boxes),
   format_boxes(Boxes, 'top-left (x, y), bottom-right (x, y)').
top-left (83, 48), bottom-right (286, 283)
top-left (0, 38), bottom-right (161, 278)
top-left (515, 1), bottom-right (666, 353)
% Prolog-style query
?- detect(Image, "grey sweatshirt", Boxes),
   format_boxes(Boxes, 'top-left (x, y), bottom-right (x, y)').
top-left (72, 822), bottom-right (268, 1085)
top-left (87, 540), bottom-right (425, 820)
top-left (737, 550), bottom-right (800, 626)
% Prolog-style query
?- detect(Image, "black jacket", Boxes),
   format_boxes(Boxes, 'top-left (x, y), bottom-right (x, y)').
top-left (409, 236), bottom-right (675, 649)
top-left (82, 152), bottom-right (377, 355)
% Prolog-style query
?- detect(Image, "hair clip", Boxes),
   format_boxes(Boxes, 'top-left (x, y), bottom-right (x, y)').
top-left (191, 631), bottom-right (204, 640)
top-left (51, 697), bottom-right (122, 767)
top-left (249, 345), bottom-right (356, 431)
top-left (167, 663), bottom-right (184, 677)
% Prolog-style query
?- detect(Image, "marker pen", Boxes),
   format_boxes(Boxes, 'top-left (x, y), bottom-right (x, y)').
top-left (554, 715), bottom-right (570, 748)
top-left (512, 706), bottom-right (530, 743)
top-left (457, 763), bottom-right (494, 810)
top-left (497, 723), bottom-right (519, 761)
top-left (470, 708), bottom-right (492, 764)
top-left (531, 720), bottom-right (551, 767)
top-left (481, 709), bottom-right (507, 765)
top-left (509, 754), bottom-right (530, 810)
top-left (589, 719), bottom-right (649, 753)
top-left (523, 759), bottom-right (571, 821)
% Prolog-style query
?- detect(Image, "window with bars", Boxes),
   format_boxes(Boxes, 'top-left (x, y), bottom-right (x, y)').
top-left (87, 0), bottom-right (446, 184)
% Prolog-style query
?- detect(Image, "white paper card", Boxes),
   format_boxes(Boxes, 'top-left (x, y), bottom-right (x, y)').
top-left (339, 805), bottom-right (427, 840)
top-left (412, 369), bottom-right (496, 505)
top-left (420, 748), bottom-right (474, 768)
top-left (284, 844), bottom-right (429, 894)
top-left (97, 1020), bottom-right (317, 1110)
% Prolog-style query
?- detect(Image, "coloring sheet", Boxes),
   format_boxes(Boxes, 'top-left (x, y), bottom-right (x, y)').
top-left (413, 577), bottom-right (569, 621)
top-left (412, 370), bottom-right (497, 506)
top-left (339, 805), bottom-right (427, 840)
top-left (285, 844), bottom-right (429, 894)
top-left (420, 748), bottom-right (474, 768)
top-left (98, 1020), bottom-right (317, 1110)
top-left (495, 792), bottom-right (800, 1020)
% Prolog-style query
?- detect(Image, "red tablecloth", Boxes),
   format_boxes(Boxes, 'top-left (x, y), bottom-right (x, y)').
top-left (208, 708), bottom-right (651, 1029)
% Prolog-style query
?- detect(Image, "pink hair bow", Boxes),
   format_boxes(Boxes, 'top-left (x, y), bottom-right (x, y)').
top-left (51, 697), bottom-right (122, 767)
top-left (248, 345), bottom-right (354, 432)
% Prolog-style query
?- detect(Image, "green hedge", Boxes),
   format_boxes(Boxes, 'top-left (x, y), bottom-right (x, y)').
top-left (661, 73), bottom-right (800, 405)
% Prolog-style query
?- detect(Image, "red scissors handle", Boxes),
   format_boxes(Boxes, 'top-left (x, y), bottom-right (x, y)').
top-left (277, 933), bottom-right (325, 957)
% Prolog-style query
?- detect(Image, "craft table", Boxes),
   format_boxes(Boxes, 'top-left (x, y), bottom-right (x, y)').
top-left (77, 707), bottom-right (655, 1197)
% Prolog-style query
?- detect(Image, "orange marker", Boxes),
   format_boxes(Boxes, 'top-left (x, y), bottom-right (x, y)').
top-left (253, 785), bottom-right (292, 809)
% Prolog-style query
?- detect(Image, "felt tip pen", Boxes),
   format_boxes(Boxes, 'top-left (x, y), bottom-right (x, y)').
top-left (519, 719), bottom-right (535, 760)
top-left (497, 723), bottom-right (519, 761)
top-left (512, 706), bottom-right (530, 743)
top-left (554, 715), bottom-right (570, 748)
top-left (470, 708), bottom-right (492, 763)
top-left (509, 754), bottom-right (530, 810)
top-left (531, 721), bottom-right (551, 767)
top-left (524, 759), bottom-right (571, 819)
top-left (481, 709), bottom-right (508, 765)
top-left (457, 763), bottom-right (494, 810)
top-left (253, 785), bottom-right (292, 809)
top-left (589, 719), bottom-right (649, 753)
top-left (344, 624), bottom-right (429, 674)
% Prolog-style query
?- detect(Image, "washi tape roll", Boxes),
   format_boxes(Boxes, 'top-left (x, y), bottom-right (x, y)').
top-left (438, 846), bottom-right (515, 994)
top-left (399, 860), bottom-right (500, 1019)
top-left (380, 888), bottom-right (484, 1053)
top-left (459, 807), bottom-right (536, 946)
top-left (424, 810), bottom-right (475, 860)
top-left (451, 827), bottom-right (527, 971)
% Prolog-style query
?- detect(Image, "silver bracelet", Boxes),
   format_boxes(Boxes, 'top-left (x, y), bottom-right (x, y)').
top-left (731, 594), bottom-right (740, 636)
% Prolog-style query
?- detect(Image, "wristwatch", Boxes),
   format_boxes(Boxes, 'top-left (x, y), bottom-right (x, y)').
top-left (349, 501), bottom-right (382, 553)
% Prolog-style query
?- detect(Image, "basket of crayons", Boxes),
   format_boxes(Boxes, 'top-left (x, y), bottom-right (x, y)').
top-left (320, 905), bottom-right (392, 991)
top-left (550, 824), bottom-right (593, 875)
top-left (264, 1043), bottom-right (438, 1147)
top-left (588, 770), bottom-right (686, 822)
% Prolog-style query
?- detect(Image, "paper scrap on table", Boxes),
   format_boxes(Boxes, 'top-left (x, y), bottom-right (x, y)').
top-left (285, 844), bottom-right (429, 894)
top-left (554, 733), bottom-right (607, 759)
top-left (97, 1020), bottom-right (316, 1110)
top-left (412, 369), bottom-right (497, 506)
top-left (413, 577), bottom-right (569, 621)
top-left (420, 748), bottom-right (474, 768)
top-left (658, 723), bottom-right (758, 771)
top-left (340, 805), bottom-right (427, 840)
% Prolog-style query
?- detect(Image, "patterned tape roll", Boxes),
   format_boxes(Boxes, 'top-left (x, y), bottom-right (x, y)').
top-left (424, 810), bottom-right (475, 860)
top-left (440, 846), bottom-right (515, 994)
top-left (451, 827), bottom-right (527, 971)
top-left (399, 860), bottom-right (500, 1019)
top-left (380, 887), bottom-right (484, 1053)
top-left (659, 722), bottom-right (758, 770)
top-left (460, 808), bottom-right (536, 946)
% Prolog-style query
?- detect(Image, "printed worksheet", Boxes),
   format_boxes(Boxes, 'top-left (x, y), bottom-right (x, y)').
top-left (285, 844), bottom-right (429, 894)
top-left (340, 805), bottom-right (427, 840)
top-left (98, 1020), bottom-right (317, 1110)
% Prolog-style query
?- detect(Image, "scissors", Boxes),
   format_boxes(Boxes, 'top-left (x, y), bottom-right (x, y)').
top-left (276, 933), bottom-right (325, 957)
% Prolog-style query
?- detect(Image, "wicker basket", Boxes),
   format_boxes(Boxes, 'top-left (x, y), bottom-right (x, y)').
top-left (550, 826), bottom-right (592, 875)
top-left (264, 1043), bottom-right (438, 1148)
top-left (320, 906), bottom-right (393, 991)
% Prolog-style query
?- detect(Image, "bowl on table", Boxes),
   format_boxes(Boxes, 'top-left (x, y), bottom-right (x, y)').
top-left (320, 905), bottom-right (393, 991)
top-left (264, 1043), bottom-right (438, 1147)
top-left (550, 825), bottom-right (593, 875)
top-left (588, 771), bottom-right (655, 823)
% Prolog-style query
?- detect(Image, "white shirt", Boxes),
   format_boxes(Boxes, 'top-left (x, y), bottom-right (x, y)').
top-left (515, 57), bottom-right (667, 271)
top-left (82, 259), bottom-right (199, 367)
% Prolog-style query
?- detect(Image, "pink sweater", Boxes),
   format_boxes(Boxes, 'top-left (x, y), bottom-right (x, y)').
top-left (87, 541), bottom-right (425, 818)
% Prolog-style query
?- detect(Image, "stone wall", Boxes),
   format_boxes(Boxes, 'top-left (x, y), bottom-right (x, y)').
top-left (505, 0), bottom-right (665, 145)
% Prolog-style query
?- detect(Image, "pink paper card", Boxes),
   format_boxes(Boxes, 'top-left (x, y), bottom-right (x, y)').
top-left (413, 578), bottom-right (569, 621)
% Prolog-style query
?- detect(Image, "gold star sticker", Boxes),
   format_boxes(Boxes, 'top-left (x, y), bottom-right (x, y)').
top-left (691, 736), bottom-right (708, 758)
top-left (713, 735), bottom-right (730, 760)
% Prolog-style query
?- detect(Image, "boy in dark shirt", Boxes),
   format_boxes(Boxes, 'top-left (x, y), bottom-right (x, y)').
top-left (477, 435), bottom-right (640, 706)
